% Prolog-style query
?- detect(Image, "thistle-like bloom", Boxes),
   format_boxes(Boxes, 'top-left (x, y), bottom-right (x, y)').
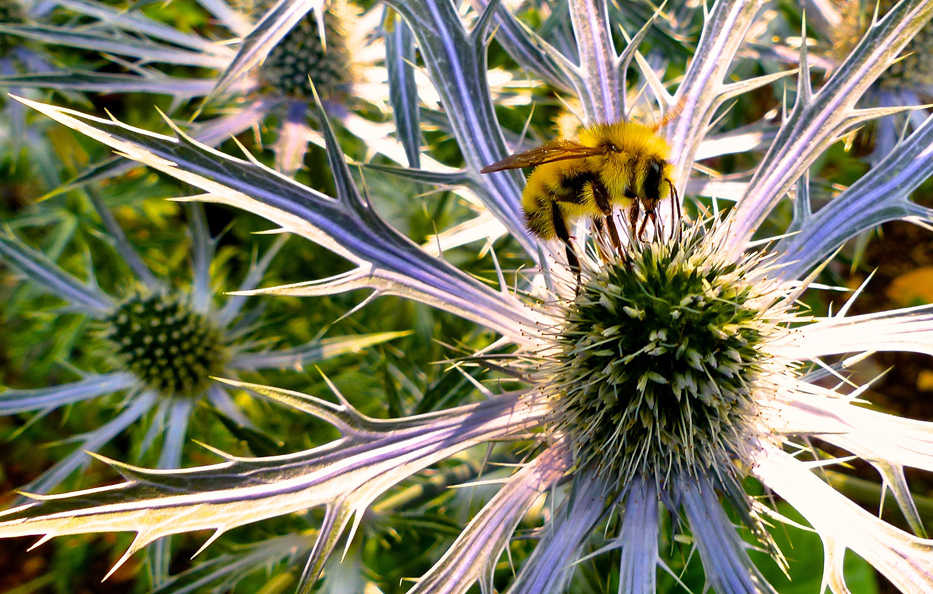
top-left (0, 0), bottom-right (404, 174)
top-left (1, 1), bottom-right (933, 592)
top-left (0, 200), bottom-right (404, 498)
top-left (807, 0), bottom-right (933, 162)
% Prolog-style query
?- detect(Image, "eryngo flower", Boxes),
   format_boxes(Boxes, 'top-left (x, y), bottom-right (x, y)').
top-left (0, 198), bottom-right (405, 498)
top-left (2, 0), bottom-right (933, 592)
top-left (806, 0), bottom-right (933, 162)
top-left (0, 0), bottom-right (398, 175)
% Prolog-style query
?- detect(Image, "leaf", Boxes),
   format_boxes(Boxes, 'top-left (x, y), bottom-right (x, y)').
top-left (384, 0), bottom-right (538, 255)
top-left (384, 9), bottom-right (422, 169)
top-left (151, 534), bottom-right (312, 594)
top-left (0, 373), bottom-right (135, 415)
top-left (13, 96), bottom-right (540, 344)
top-left (208, 409), bottom-right (285, 457)
top-left (727, 0), bottom-right (933, 254)
top-left (0, 24), bottom-right (228, 67)
top-left (0, 232), bottom-right (113, 315)
top-left (471, 0), bottom-right (573, 91)
top-left (777, 114), bottom-right (933, 278)
top-left (409, 443), bottom-right (570, 594)
top-left (0, 71), bottom-right (215, 98)
top-left (0, 387), bottom-right (547, 584)
top-left (231, 332), bottom-right (411, 371)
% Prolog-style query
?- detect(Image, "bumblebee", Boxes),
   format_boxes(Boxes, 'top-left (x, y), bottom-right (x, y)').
top-left (481, 120), bottom-right (680, 279)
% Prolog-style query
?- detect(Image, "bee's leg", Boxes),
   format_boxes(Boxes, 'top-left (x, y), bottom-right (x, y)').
top-left (637, 211), bottom-right (647, 239)
top-left (638, 209), bottom-right (656, 240)
top-left (564, 242), bottom-right (581, 293)
top-left (604, 216), bottom-right (623, 254)
top-left (551, 202), bottom-right (581, 292)
top-left (655, 206), bottom-right (665, 239)
top-left (591, 180), bottom-right (623, 255)
top-left (592, 216), bottom-right (604, 234)
top-left (628, 200), bottom-right (641, 240)
top-left (669, 198), bottom-right (676, 238)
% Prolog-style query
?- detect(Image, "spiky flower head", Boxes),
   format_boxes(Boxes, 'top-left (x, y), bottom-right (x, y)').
top-left (230, 0), bottom-right (356, 102)
top-left (104, 292), bottom-right (229, 397)
top-left (0, 204), bottom-right (404, 507)
top-left (548, 225), bottom-right (789, 493)
top-left (832, 0), bottom-right (933, 89)
top-left (259, 4), bottom-right (354, 101)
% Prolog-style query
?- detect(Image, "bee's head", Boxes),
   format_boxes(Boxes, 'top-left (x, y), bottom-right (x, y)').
top-left (642, 159), bottom-right (678, 202)
top-left (644, 159), bottom-right (664, 201)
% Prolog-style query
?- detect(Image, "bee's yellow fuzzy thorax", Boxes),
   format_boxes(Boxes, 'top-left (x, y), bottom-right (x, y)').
top-left (579, 121), bottom-right (671, 160)
top-left (518, 119), bottom-right (676, 244)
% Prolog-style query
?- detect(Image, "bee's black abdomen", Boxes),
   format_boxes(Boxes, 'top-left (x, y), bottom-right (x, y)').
top-left (551, 201), bottom-right (571, 244)
top-left (557, 171), bottom-right (600, 205)
top-left (525, 194), bottom-right (555, 238)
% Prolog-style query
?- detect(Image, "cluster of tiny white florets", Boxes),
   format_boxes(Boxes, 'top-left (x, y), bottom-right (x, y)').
top-left (541, 224), bottom-right (797, 497)
top-left (104, 293), bottom-right (229, 397)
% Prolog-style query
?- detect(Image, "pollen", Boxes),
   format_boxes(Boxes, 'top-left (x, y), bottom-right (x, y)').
top-left (105, 293), bottom-right (229, 397)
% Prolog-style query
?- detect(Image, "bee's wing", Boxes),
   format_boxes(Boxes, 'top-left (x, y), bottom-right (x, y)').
top-left (480, 140), bottom-right (604, 173)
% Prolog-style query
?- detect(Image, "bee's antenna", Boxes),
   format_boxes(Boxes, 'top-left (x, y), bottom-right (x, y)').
top-left (637, 210), bottom-right (654, 241)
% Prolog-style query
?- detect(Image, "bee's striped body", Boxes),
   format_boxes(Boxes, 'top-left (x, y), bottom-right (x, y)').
top-left (519, 121), bottom-right (674, 241)
top-left (482, 119), bottom-right (679, 288)
top-left (522, 165), bottom-right (606, 241)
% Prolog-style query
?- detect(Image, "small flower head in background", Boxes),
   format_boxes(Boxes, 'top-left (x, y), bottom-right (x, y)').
top-left (0, 198), bottom-right (404, 499)
top-left (0, 0), bottom-right (392, 175)
top-left (253, 0), bottom-right (355, 105)
top-left (809, 0), bottom-right (933, 161)
top-left (103, 290), bottom-right (231, 398)
top-left (0, 1), bottom-right (932, 593)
